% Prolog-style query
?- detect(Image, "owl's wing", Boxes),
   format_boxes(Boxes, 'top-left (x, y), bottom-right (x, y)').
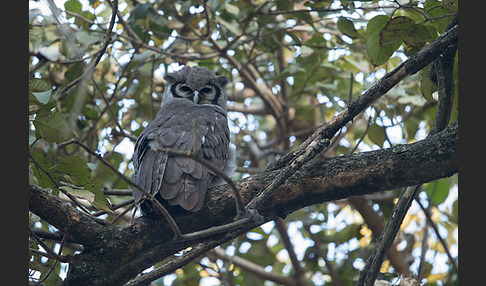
top-left (133, 99), bottom-right (230, 213)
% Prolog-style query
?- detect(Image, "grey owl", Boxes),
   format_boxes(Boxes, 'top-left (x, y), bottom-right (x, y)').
top-left (133, 66), bottom-right (236, 214)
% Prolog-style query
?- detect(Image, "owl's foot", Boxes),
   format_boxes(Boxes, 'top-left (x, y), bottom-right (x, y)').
top-left (234, 208), bottom-right (264, 224)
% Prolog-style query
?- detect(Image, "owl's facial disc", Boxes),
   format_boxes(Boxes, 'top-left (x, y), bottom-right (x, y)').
top-left (174, 82), bottom-right (219, 105)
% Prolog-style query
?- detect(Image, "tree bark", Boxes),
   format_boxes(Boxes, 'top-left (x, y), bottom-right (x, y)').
top-left (29, 120), bottom-right (458, 285)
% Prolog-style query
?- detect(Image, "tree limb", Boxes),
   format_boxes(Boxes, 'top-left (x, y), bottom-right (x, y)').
top-left (29, 119), bottom-right (458, 285)
top-left (59, 0), bottom-right (118, 96)
top-left (267, 24), bottom-right (458, 172)
top-left (348, 196), bottom-right (412, 275)
top-left (29, 183), bottom-right (112, 249)
top-left (356, 20), bottom-right (458, 286)
top-left (211, 247), bottom-right (298, 286)
top-left (275, 218), bottom-right (309, 286)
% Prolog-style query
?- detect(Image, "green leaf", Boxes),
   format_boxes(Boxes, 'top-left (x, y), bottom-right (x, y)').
top-left (33, 108), bottom-right (75, 143)
top-left (424, 2), bottom-right (451, 34)
top-left (215, 16), bottom-right (241, 36)
top-left (75, 11), bottom-right (95, 29)
top-left (337, 17), bottom-right (359, 39)
top-left (85, 183), bottom-right (114, 213)
top-left (425, 180), bottom-right (450, 206)
top-left (403, 24), bottom-right (437, 47)
top-left (64, 0), bottom-right (83, 18)
top-left (443, 0), bottom-right (458, 12)
top-left (368, 123), bottom-right (386, 148)
top-left (366, 15), bottom-right (402, 66)
top-left (225, 3), bottom-right (240, 15)
top-left (88, 0), bottom-right (102, 8)
top-left (59, 185), bottom-right (95, 201)
top-left (29, 79), bottom-right (52, 105)
top-left (90, 151), bottom-right (128, 189)
top-left (452, 198), bottom-right (458, 219)
top-left (379, 16), bottom-right (415, 47)
top-left (55, 156), bottom-right (91, 186)
top-left (419, 64), bottom-right (437, 102)
top-left (38, 43), bottom-right (61, 61)
top-left (29, 78), bottom-right (50, 92)
top-left (32, 90), bottom-right (52, 105)
top-left (30, 149), bottom-right (56, 188)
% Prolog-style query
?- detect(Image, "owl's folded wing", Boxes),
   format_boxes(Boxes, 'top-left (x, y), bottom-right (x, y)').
top-left (133, 100), bottom-right (230, 212)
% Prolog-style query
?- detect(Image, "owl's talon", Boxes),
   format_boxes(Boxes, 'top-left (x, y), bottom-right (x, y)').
top-left (234, 208), bottom-right (264, 224)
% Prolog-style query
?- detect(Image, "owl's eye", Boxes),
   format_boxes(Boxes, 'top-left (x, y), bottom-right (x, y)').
top-left (180, 83), bottom-right (192, 93)
top-left (201, 86), bottom-right (212, 94)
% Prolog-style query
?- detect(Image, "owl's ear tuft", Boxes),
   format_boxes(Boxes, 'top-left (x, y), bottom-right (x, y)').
top-left (163, 73), bottom-right (178, 84)
top-left (216, 76), bottom-right (229, 87)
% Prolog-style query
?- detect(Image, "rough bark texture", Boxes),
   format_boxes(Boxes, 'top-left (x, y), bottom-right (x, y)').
top-left (29, 120), bottom-right (458, 286)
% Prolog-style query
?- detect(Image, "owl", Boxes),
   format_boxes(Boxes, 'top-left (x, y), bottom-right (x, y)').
top-left (132, 66), bottom-right (236, 214)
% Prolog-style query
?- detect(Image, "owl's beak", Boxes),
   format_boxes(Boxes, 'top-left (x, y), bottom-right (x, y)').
top-left (192, 91), bottom-right (199, 104)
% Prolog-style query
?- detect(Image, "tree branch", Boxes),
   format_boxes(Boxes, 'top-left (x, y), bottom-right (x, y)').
top-left (211, 247), bottom-right (298, 286)
top-left (275, 218), bottom-right (309, 286)
top-left (29, 183), bottom-right (111, 249)
top-left (415, 198), bottom-right (458, 274)
top-left (304, 224), bottom-right (345, 286)
top-left (356, 20), bottom-right (458, 285)
top-left (348, 196), bottom-right (412, 275)
top-left (267, 24), bottom-right (458, 172)
top-left (59, 0), bottom-right (118, 96)
top-left (51, 120), bottom-right (457, 285)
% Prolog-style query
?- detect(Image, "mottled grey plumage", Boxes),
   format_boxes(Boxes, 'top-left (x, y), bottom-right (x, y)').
top-left (133, 66), bottom-right (235, 213)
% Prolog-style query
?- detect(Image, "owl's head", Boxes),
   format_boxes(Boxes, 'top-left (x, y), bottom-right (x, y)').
top-left (162, 66), bottom-right (229, 111)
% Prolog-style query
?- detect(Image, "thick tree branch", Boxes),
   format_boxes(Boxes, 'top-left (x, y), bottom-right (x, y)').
top-left (38, 119), bottom-right (458, 285)
top-left (29, 183), bottom-right (113, 249)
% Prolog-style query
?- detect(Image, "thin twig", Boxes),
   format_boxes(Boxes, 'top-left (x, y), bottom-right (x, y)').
top-left (124, 240), bottom-right (222, 286)
top-left (29, 227), bottom-right (72, 263)
top-left (102, 187), bottom-right (133, 196)
top-left (177, 217), bottom-right (253, 242)
top-left (246, 138), bottom-right (330, 210)
top-left (91, 77), bottom-right (126, 134)
top-left (91, 198), bottom-right (135, 217)
top-left (349, 115), bottom-right (372, 154)
top-left (211, 247), bottom-right (298, 286)
top-left (65, 138), bottom-right (183, 238)
top-left (111, 202), bottom-right (136, 224)
top-left (59, 0), bottom-right (118, 96)
top-left (417, 203), bottom-right (430, 281)
top-left (29, 153), bottom-right (91, 214)
top-left (275, 218), bottom-right (309, 286)
top-left (415, 198), bottom-right (458, 274)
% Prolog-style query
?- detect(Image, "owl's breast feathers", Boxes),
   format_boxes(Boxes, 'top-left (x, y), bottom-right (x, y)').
top-left (133, 98), bottom-right (230, 212)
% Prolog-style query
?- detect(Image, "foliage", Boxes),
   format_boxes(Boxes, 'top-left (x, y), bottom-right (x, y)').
top-left (29, 0), bottom-right (458, 285)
